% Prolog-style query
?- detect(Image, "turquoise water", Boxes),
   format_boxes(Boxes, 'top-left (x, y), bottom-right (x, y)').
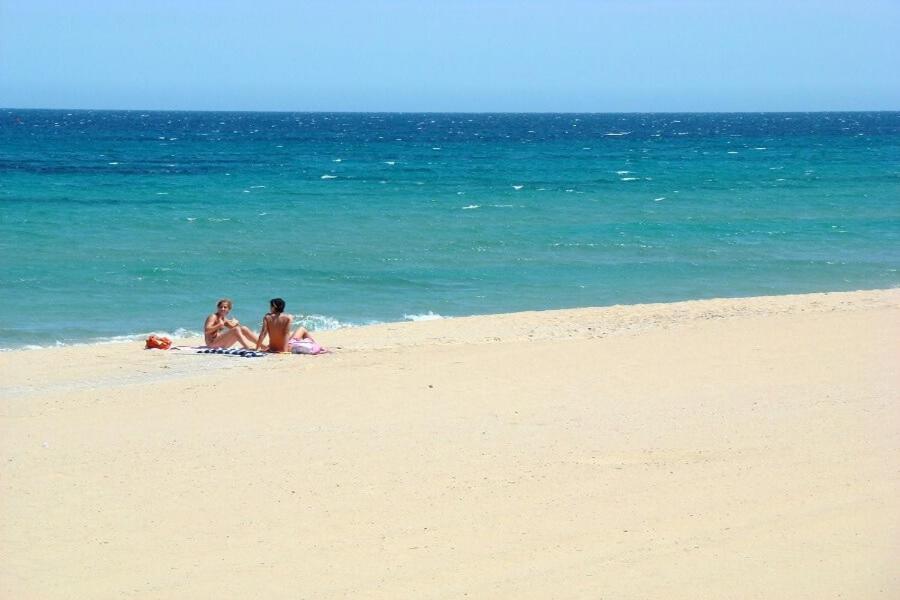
top-left (1, 110), bottom-right (898, 349)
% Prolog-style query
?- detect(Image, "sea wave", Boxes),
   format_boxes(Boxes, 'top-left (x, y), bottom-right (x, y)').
top-left (403, 311), bottom-right (445, 322)
top-left (0, 314), bottom-right (368, 351)
top-left (0, 317), bottom-right (362, 351)
top-left (295, 314), bottom-right (351, 331)
top-left (0, 328), bottom-right (202, 352)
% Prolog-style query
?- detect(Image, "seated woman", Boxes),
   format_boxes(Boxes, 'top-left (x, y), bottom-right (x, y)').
top-left (256, 297), bottom-right (316, 353)
top-left (204, 298), bottom-right (259, 349)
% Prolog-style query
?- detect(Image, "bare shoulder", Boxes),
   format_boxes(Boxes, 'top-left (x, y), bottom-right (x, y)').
top-left (265, 313), bottom-right (292, 328)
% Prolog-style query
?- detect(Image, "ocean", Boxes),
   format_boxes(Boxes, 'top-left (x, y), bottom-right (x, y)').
top-left (1, 110), bottom-right (898, 349)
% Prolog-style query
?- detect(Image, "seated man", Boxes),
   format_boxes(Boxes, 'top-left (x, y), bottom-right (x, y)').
top-left (257, 297), bottom-right (315, 353)
top-left (204, 298), bottom-right (259, 349)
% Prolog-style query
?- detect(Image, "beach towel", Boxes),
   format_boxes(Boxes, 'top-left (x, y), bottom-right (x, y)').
top-left (194, 347), bottom-right (268, 358)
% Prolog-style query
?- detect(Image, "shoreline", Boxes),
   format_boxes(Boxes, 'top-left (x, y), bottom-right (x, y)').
top-left (2, 287), bottom-right (896, 398)
top-left (1, 286), bottom-right (897, 355)
top-left (2, 287), bottom-right (898, 598)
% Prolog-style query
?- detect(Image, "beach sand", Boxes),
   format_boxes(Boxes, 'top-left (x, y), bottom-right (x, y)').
top-left (1, 289), bottom-right (898, 599)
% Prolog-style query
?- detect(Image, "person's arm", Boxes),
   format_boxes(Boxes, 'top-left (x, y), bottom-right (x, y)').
top-left (204, 314), bottom-right (222, 337)
top-left (256, 316), bottom-right (269, 350)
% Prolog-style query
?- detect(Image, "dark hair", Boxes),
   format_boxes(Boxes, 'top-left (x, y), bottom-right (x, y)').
top-left (270, 298), bottom-right (286, 313)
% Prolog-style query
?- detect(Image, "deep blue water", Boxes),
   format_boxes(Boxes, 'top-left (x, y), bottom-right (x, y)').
top-left (1, 110), bottom-right (898, 349)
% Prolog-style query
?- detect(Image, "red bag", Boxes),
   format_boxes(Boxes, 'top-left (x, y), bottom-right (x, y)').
top-left (145, 335), bottom-right (173, 350)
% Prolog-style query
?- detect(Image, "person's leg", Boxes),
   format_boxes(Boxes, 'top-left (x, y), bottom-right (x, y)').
top-left (290, 326), bottom-right (311, 341)
top-left (233, 326), bottom-right (259, 349)
top-left (208, 329), bottom-right (239, 348)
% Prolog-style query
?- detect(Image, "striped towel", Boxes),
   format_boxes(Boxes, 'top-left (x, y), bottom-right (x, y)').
top-left (195, 347), bottom-right (267, 358)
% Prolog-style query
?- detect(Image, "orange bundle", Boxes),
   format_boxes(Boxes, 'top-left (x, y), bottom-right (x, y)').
top-left (145, 335), bottom-right (173, 350)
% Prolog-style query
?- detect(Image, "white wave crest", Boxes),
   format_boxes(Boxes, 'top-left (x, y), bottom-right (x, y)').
top-left (403, 311), bottom-right (445, 322)
top-left (320, 174), bottom-right (338, 179)
top-left (295, 314), bottom-right (350, 331)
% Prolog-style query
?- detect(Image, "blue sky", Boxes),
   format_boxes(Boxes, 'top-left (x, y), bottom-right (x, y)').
top-left (1, 0), bottom-right (897, 111)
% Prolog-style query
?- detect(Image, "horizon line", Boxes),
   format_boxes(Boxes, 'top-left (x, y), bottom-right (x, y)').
top-left (3, 106), bottom-right (899, 116)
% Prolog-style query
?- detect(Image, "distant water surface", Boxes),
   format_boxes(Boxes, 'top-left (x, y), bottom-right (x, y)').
top-left (1, 110), bottom-right (898, 349)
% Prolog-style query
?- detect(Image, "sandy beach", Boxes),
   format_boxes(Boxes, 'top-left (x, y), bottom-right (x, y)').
top-left (1, 289), bottom-right (898, 599)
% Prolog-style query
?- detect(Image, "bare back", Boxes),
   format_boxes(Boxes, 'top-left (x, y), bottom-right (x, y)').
top-left (262, 312), bottom-right (293, 352)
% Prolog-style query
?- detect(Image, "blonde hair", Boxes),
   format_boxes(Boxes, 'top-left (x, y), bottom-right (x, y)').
top-left (217, 298), bottom-right (233, 310)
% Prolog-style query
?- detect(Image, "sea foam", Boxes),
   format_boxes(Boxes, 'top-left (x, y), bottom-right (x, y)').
top-left (403, 311), bottom-right (445, 321)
